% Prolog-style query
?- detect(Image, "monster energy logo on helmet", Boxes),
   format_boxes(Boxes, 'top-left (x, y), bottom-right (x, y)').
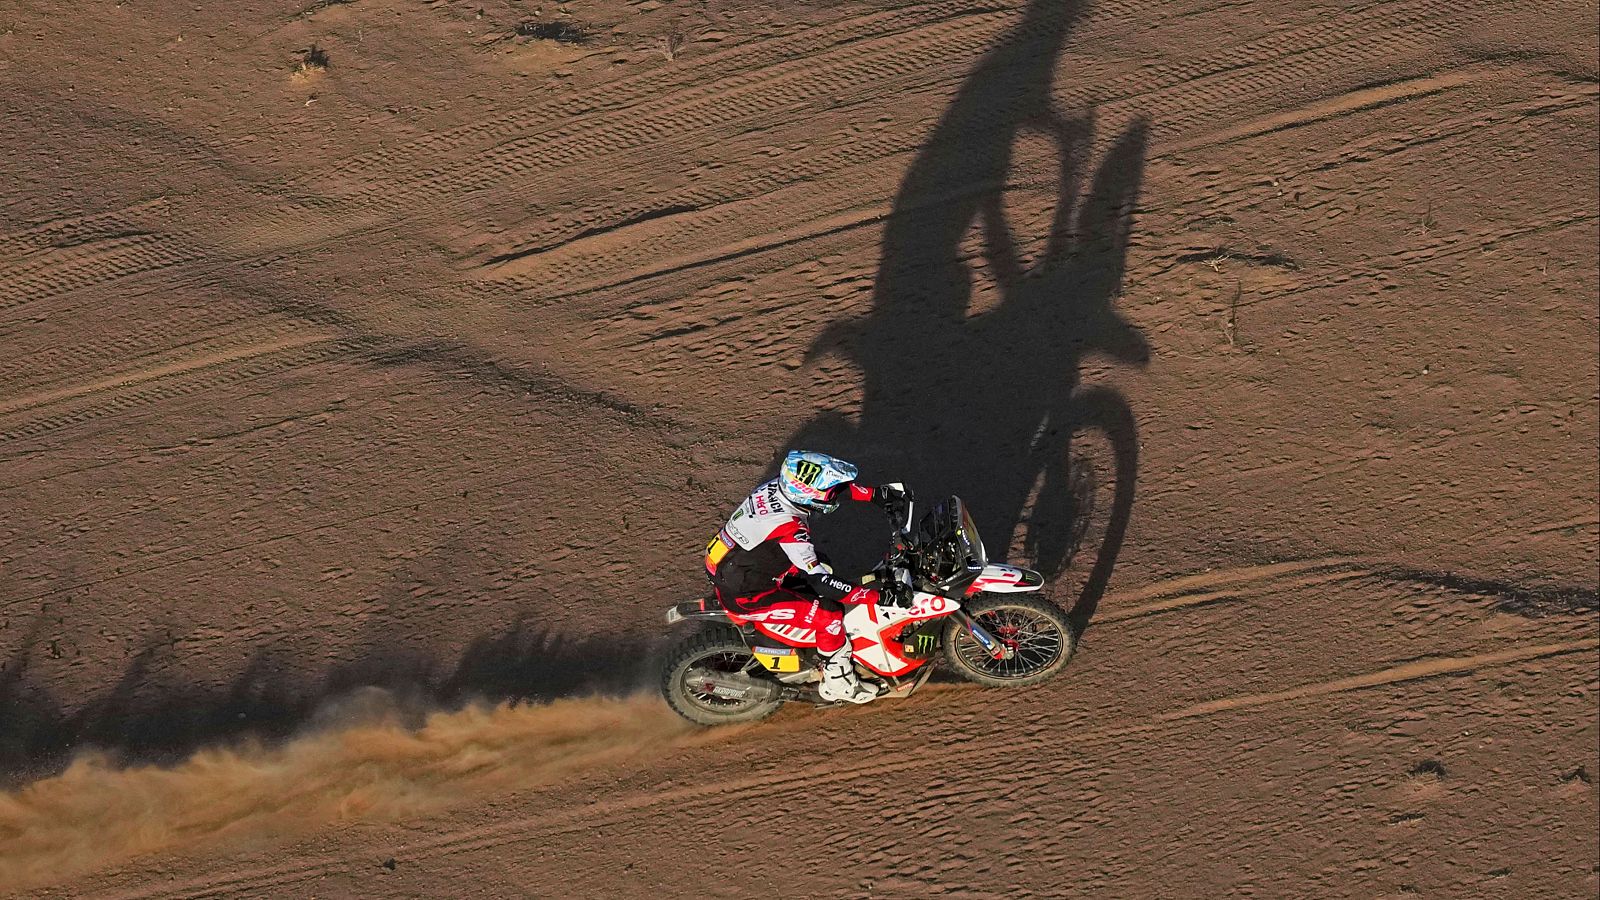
top-left (793, 458), bottom-right (824, 485)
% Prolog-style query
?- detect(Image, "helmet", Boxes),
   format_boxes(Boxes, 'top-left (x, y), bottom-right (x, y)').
top-left (778, 450), bottom-right (859, 514)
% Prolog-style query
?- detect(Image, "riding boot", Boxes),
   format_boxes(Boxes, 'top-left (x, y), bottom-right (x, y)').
top-left (816, 644), bottom-right (880, 704)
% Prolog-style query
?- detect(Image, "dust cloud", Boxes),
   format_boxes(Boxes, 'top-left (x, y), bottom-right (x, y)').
top-left (0, 694), bottom-right (692, 892)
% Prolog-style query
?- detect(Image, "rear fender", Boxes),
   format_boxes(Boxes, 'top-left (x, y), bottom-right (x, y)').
top-left (665, 597), bottom-right (731, 624)
top-left (965, 563), bottom-right (1045, 594)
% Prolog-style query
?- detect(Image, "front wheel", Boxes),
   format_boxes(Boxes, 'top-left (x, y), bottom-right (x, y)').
top-left (942, 594), bottom-right (1077, 687)
top-left (662, 625), bottom-right (785, 726)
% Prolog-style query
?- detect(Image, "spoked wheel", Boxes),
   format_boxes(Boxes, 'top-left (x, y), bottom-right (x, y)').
top-left (662, 625), bottom-right (785, 726)
top-left (942, 594), bottom-right (1077, 687)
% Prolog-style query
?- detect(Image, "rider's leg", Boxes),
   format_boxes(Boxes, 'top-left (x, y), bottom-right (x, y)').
top-left (714, 585), bottom-right (879, 704)
top-left (814, 597), bottom-right (879, 704)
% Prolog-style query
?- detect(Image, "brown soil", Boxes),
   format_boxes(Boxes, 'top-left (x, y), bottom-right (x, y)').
top-left (1, 0), bottom-right (1596, 896)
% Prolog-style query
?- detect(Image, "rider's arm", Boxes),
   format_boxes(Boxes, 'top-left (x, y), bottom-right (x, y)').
top-left (847, 482), bottom-right (910, 505)
top-left (772, 520), bottom-right (877, 604)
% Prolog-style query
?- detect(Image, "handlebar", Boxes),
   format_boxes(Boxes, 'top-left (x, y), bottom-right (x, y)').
top-left (875, 486), bottom-right (917, 607)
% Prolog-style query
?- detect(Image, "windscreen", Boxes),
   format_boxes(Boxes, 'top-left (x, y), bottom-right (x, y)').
top-left (914, 497), bottom-right (987, 593)
top-left (957, 500), bottom-right (987, 572)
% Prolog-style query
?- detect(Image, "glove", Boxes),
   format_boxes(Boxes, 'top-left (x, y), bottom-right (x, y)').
top-left (841, 585), bottom-right (882, 606)
top-left (885, 580), bottom-right (915, 608)
top-left (873, 482), bottom-right (913, 507)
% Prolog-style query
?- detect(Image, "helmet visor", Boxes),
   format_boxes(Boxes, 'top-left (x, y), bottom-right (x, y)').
top-left (810, 483), bottom-right (844, 514)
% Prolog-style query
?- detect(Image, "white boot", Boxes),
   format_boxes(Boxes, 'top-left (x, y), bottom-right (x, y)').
top-left (816, 646), bottom-right (880, 704)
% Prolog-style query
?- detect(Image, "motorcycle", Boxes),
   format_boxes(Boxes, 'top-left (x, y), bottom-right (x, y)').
top-left (660, 491), bottom-right (1077, 726)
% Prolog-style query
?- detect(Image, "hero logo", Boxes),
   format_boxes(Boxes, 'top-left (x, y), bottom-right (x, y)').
top-left (917, 596), bottom-right (951, 615)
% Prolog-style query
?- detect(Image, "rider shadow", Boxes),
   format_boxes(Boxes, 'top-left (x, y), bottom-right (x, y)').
top-left (783, 0), bottom-right (1149, 632)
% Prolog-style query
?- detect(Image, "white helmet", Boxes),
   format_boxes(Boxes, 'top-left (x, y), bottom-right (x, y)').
top-left (778, 450), bottom-right (859, 514)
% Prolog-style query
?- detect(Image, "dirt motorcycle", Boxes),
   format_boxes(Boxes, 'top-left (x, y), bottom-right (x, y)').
top-left (660, 491), bottom-right (1077, 726)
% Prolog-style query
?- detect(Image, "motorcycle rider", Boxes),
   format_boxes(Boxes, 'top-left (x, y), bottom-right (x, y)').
top-left (704, 450), bottom-right (910, 704)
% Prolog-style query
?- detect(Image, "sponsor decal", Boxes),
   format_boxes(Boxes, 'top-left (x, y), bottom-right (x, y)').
top-left (793, 458), bottom-right (824, 485)
top-left (762, 608), bottom-right (796, 621)
top-left (752, 645), bottom-right (796, 656)
top-left (825, 620), bottom-right (843, 635)
top-left (755, 651), bottom-right (802, 673)
top-left (758, 483), bottom-right (783, 513)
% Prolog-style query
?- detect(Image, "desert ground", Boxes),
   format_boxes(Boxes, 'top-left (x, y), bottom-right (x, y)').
top-left (1, 0), bottom-right (1596, 895)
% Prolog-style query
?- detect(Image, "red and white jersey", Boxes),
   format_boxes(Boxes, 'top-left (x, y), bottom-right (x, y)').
top-left (704, 478), bottom-right (875, 600)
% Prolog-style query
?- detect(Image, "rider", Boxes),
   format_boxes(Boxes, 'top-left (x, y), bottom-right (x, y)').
top-left (704, 450), bottom-right (910, 704)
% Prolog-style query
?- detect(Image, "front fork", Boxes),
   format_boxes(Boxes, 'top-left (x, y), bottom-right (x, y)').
top-left (954, 609), bottom-right (1013, 661)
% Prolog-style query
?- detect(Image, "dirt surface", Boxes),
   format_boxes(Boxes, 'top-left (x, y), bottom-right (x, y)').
top-left (1, 0), bottom-right (1597, 895)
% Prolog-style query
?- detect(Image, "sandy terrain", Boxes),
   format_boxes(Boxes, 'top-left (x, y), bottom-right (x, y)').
top-left (1, 0), bottom-right (1596, 895)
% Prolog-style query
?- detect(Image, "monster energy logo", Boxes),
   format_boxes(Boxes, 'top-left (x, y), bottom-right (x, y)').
top-left (905, 632), bottom-right (937, 655)
top-left (793, 459), bottom-right (823, 485)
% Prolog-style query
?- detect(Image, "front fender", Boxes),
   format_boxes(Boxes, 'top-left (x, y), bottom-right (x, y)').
top-left (967, 563), bottom-right (1045, 594)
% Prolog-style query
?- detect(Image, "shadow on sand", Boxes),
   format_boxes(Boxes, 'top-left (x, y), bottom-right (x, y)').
top-left (785, 0), bottom-right (1150, 631)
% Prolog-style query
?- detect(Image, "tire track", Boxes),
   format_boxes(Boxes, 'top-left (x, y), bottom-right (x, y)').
top-left (494, 58), bottom-right (1520, 295)
top-left (114, 636), bottom-right (1597, 900)
top-left (570, 68), bottom-right (1586, 335)
top-left (301, 0), bottom-right (1517, 254)
top-left (1161, 79), bottom-right (1596, 227)
top-left (1238, 207), bottom-right (1598, 313)
top-left (302, 0), bottom-right (1222, 195)
top-left (1097, 565), bottom-right (1373, 623)
top-left (476, 1), bottom-right (1529, 303)
top-left (7, 0), bottom-right (1533, 335)
top-left (318, 10), bottom-right (1019, 222)
top-left (0, 302), bottom-right (267, 390)
top-left (0, 330), bottom-right (335, 418)
top-left (0, 199), bottom-right (171, 259)
top-left (304, 1), bottom-right (1034, 188)
top-left (0, 232), bottom-right (198, 313)
top-left (562, 133), bottom-right (1594, 344)
top-left (1103, 558), bottom-right (1357, 603)
top-left (1164, 66), bottom-right (1496, 153)
top-left (0, 336), bottom-right (356, 446)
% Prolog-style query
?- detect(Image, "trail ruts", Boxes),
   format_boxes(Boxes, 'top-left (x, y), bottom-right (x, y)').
top-left (785, 0), bottom-right (1147, 630)
top-left (0, 618), bottom-right (657, 784)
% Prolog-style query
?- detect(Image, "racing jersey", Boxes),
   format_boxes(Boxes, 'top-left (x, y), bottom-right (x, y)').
top-left (705, 478), bottom-right (877, 600)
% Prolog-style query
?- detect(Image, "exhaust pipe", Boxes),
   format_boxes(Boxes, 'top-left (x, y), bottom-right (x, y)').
top-left (684, 667), bottom-right (784, 702)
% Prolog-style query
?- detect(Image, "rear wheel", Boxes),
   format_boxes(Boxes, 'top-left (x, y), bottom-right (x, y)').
top-left (942, 594), bottom-right (1076, 687)
top-left (662, 625), bottom-right (785, 726)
